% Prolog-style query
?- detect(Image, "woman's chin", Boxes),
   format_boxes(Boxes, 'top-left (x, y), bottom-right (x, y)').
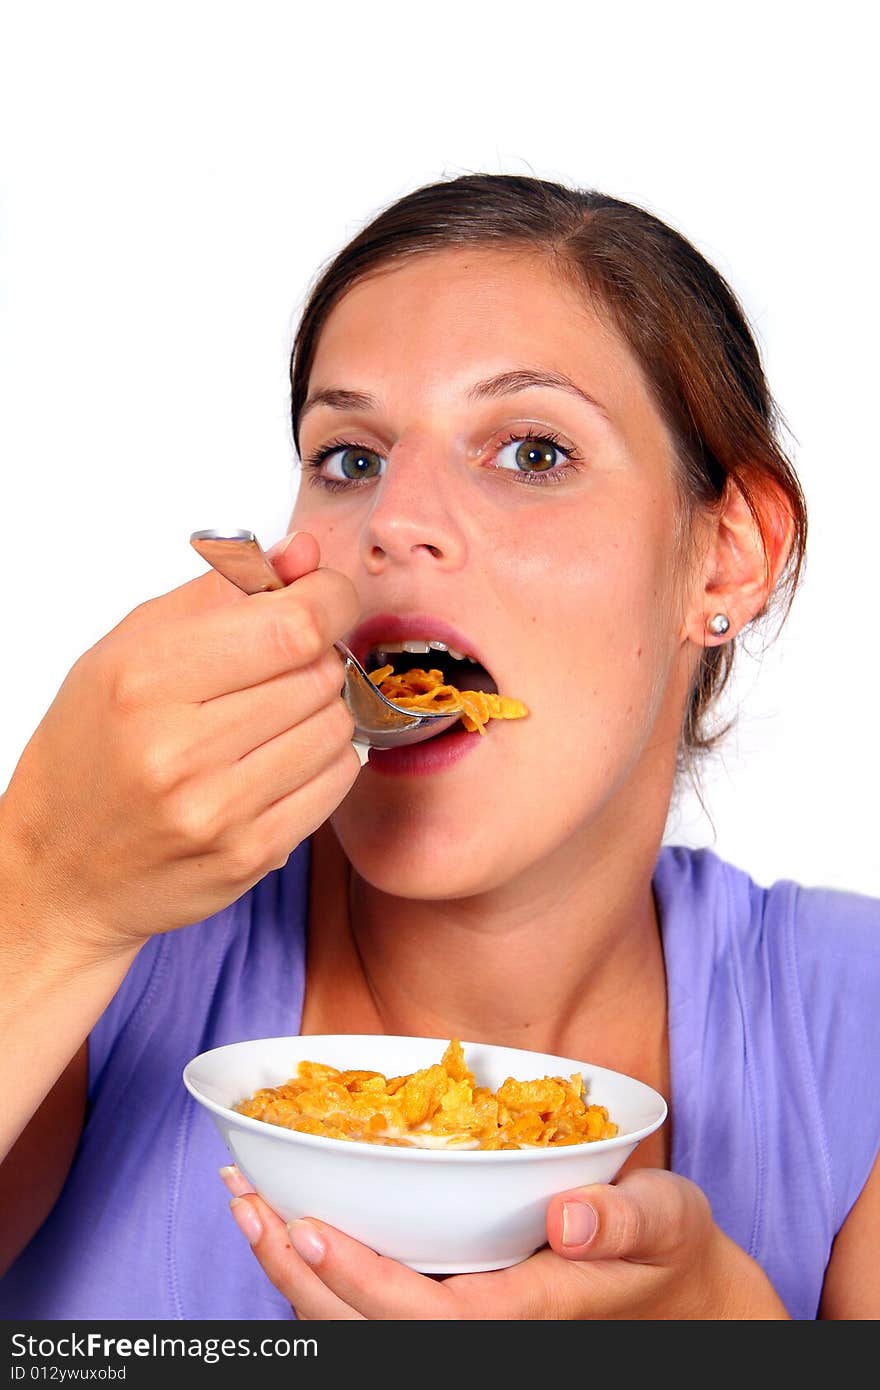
top-left (330, 815), bottom-right (517, 901)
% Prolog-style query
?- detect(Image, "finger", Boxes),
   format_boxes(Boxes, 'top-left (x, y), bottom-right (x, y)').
top-left (227, 1194), bottom-right (363, 1320)
top-left (444, 1243), bottom-right (630, 1320)
top-left (194, 649), bottom-right (346, 764)
top-left (200, 695), bottom-right (355, 822)
top-left (112, 566), bottom-right (360, 703)
top-left (219, 1164), bottom-right (254, 1198)
top-left (546, 1169), bottom-right (709, 1265)
top-left (266, 530), bottom-right (321, 584)
top-left (271, 1218), bottom-right (458, 1320)
top-left (238, 740), bottom-right (362, 864)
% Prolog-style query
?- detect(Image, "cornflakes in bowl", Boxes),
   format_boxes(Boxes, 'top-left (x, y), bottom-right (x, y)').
top-left (183, 1035), bottom-right (667, 1274)
top-left (233, 1038), bottom-right (618, 1149)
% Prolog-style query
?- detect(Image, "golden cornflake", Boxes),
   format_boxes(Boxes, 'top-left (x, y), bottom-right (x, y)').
top-left (233, 1040), bottom-right (617, 1150)
top-left (369, 666), bottom-right (528, 735)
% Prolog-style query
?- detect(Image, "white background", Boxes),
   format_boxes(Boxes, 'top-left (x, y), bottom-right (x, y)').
top-left (1, 1), bottom-right (877, 895)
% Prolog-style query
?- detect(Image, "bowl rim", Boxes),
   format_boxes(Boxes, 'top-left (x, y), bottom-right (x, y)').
top-left (182, 1034), bottom-right (668, 1163)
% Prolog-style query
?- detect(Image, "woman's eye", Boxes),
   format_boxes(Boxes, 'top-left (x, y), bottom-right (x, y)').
top-left (321, 446), bottom-right (385, 482)
top-left (494, 436), bottom-right (568, 474)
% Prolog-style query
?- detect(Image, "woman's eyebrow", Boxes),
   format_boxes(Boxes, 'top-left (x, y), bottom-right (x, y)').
top-left (299, 387), bottom-right (379, 420)
top-left (299, 370), bottom-right (610, 422)
top-left (467, 369), bottom-right (610, 419)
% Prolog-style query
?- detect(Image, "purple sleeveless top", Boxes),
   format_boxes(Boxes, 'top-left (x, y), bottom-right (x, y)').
top-left (2, 844), bottom-right (878, 1321)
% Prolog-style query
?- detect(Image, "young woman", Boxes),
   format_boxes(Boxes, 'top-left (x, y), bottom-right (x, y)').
top-left (1, 175), bottom-right (877, 1320)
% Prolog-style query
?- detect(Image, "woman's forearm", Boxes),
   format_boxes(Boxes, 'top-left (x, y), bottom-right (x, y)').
top-left (0, 818), bottom-right (138, 1165)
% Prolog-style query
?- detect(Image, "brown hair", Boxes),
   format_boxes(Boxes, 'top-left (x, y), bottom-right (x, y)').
top-left (289, 174), bottom-right (807, 755)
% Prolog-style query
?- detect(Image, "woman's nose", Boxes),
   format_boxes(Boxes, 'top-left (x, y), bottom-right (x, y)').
top-left (359, 437), bottom-right (468, 574)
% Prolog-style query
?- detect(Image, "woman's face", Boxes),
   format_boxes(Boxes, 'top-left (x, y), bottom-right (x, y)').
top-left (292, 246), bottom-right (702, 898)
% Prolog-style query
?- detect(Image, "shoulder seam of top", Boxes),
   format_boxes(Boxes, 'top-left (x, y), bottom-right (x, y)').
top-left (785, 883), bottom-right (837, 1229)
top-left (165, 905), bottom-right (245, 1320)
top-left (724, 864), bottom-right (765, 1259)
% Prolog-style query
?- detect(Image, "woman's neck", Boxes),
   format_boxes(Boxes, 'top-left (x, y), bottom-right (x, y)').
top-left (302, 811), bottom-right (669, 1090)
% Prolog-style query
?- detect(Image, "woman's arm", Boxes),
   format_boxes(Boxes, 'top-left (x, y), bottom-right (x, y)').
top-left (0, 533), bottom-right (361, 1271)
top-left (0, 1044), bottom-right (87, 1276)
top-left (0, 823), bottom-right (139, 1170)
top-left (819, 1150), bottom-right (880, 1318)
top-left (0, 831), bottom-right (138, 1274)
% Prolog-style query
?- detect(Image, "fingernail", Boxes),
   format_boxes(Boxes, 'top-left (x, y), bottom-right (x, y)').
top-left (218, 1164), bottom-right (252, 1198)
top-left (273, 531), bottom-right (300, 557)
top-left (562, 1200), bottom-right (598, 1247)
top-left (230, 1198), bottom-right (262, 1245)
top-left (287, 1219), bottom-right (326, 1267)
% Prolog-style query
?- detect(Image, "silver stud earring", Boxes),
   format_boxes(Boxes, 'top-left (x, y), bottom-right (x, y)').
top-left (707, 613), bottom-right (730, 637)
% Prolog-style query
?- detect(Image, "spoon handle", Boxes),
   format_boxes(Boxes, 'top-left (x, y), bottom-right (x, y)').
top-left (189, 529), bottom-right (284, 595)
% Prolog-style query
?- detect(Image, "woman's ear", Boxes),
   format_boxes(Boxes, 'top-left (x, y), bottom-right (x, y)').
top-left (683, 474), bottom-right (796, 647)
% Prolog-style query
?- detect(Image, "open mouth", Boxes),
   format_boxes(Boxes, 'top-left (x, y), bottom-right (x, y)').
top-left (364, 639), bottom-right (499, 696)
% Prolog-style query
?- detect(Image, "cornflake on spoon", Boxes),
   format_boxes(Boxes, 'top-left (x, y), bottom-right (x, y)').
top-left (369, 665), bottom-right (528, 735)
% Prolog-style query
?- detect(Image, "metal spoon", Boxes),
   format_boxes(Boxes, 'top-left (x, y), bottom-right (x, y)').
top-left (189, 530), bottom-right (464, 750)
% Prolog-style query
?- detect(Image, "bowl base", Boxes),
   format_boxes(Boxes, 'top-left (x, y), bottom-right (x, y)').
top-left (401, 1251), bottom-right (536, 1275)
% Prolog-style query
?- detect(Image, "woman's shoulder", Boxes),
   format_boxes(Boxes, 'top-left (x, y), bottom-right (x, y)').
top-left (656, 843), bottom-right (880, 1018)
top-left (657, 845), bottom-right (880, 1231)
top-left (655, 842), bottom-right (880, 969)
top-left (655, 842), bottom-right (880, 1087)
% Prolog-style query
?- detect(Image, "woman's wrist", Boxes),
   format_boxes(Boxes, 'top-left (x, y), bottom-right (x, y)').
top-left (0, 793), bottom-right (136, 973)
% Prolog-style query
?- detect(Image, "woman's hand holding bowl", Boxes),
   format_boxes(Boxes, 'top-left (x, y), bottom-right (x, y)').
top-left (221, 1164), bottom-right (790, 1320)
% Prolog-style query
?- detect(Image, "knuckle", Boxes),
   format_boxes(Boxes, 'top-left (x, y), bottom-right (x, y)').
top-left (447, 1273), bottom-right (502, 1321)
top-left (270, 603), bottom-right (323, 669)
top-left (301, 567), bottom-right (360, 646)
top-left (615, 1196), bottom-right (645, 1254)
top-left (108, 656), bottom-right (153, 713)
top-left (67, 647), bottom-right (106, 703)
top-left (264, 843), bottom-right (294, 874)
top-left (224, 833), bottom-right (285, 885)
top-left (220, 841), bottom-right (261, 886)
top-left (679, 1176), bottom-right (711, 1237)
top-left (136, 739), bottom-right (182, 796)
top-left (326, 695), bottom-right (356, 744)
top-left (161, 788), bottom-right (223, 850)
top-left (333, 747), bottom-right (363, 794)
top-left (118, 595), bottom-right (157, 629)
top-left (317, 738), bottom-right (362, 797)
top-left (526, 1259), bottom-right (569, 1320)
top-left (300, 649), bottom-right (345, 709)
top-left (670, 1178), bottom-right (694, 1222)
top-left (253, 828), bottom-right (296, 876)
top-left (327, 570), bottom-right (361, 632)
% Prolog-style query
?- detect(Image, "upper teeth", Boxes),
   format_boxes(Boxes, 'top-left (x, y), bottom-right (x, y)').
top-left (370, 639), bottom-right (474, 662)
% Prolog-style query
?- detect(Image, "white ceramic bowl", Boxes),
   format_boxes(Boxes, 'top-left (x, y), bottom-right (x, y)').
top-left (183, 1034), bottom-right (667, 1274)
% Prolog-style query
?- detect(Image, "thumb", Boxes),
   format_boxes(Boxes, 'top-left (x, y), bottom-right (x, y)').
top-left (266, 530), bottom-right (321, 585)
top-left (546, 1169), bottom-right (709, 1265)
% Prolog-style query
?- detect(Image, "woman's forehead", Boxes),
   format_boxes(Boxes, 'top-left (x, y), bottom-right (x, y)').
top-left (306, 245), bottom-right (646, 414)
